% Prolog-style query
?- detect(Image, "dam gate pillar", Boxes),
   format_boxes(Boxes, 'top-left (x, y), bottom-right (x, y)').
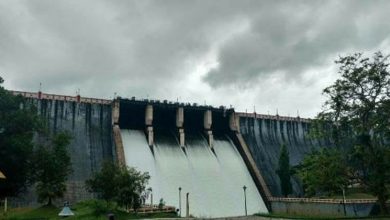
top-left (112, 99), bottom-right (126, 166)
top-left (176, 107), bottom-right (185, 147)
top-left (145, 104), bottom-right (154, 147)
top-left (112, 99), bottom-right (120, 125)
top-left (204, 110), bottom-right (213, 148)
top-left (229, 112), bottom-right (240, 132)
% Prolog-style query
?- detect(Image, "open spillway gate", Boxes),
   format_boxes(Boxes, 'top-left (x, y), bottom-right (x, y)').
top-left (112, 98), bottom-right (272, 215)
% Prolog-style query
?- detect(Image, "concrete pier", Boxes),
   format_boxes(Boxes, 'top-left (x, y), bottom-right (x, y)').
top-left (145, 105), bottom-right (154, 146)
top-left (204, 110), bottom-right (212, 130)
top-left (205, 130), bottom-right (214, 147)
top-left (178, 128), bottom-right (185, 147)
top-left (113, 125), bottom-right (126, 166)
top-left (176, 107), bottom-right (184, 127)
top-left (112, 99), bottom-right (126, 166)
top-left (229, 112), bottom-right (240, 132)
top-left (147, 126), bottom-right (154, 147)
top-left (177, 107), bottom-right (185, 147)
top-left (204, 110), bottom-right (213, 147)
top-left (145, 105), bottom-right (153, 126)
top-left (112, 99), bottom-right (120, 125)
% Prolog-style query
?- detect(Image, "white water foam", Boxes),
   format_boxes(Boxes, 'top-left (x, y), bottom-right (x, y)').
top-left (121, 129), bottom-right (267, 217)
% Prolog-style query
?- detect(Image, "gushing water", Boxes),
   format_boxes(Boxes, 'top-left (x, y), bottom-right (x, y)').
top-left (121, 129), bottom-right (267, 217)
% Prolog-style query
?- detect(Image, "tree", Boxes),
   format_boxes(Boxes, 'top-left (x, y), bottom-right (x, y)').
top-left (86, 161), bottom-right (120, 203)
top-left (276, 144), bottom-right (293, 197)
top-left (115, 166), bottom-right (150, 211)
top-left (310, 52), bottom-right (390, 213)
top-left (86, 161), bottom-right (150, 210)
top-left (33, 132), bottom-right (72, 205)
top-left (296, 148), bottom-right (350, 197)
top-left (0, 76), bottom-right (43, 198)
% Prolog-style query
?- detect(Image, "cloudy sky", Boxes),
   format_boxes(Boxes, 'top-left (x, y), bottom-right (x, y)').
top-left (1, 0), bottom-right (390, 117)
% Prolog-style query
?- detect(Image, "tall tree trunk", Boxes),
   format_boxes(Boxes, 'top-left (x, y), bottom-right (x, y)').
top-left (47, 197), bottom-right (52, 206)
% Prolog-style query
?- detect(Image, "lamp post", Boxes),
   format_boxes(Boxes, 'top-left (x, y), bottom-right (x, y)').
top-left (148, 187), bottom-right (153, 207)
top-left (178, 187), bottom-right (182, 216)
top-left (341, 186), bottom-right (346, 216)
top-left (243, 185), bottom-right (247, 216)
top-left (186, 193), bottom-right (190, 217)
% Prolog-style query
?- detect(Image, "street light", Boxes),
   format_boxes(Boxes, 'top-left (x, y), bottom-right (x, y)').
top-left (243, 185), bottom-right (247, 216)
top-left (148, 187), bottom-right (153, 207)
top-left (178, 187), bottom-right (182, 216)
top-left (186, 192), bottom-right (190, 217)
top-left (341, 186), bottom-right (346, 216)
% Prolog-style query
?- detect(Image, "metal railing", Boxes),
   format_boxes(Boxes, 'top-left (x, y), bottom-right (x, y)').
top-left (10, 90), bottom-right (112, 105)
top-left (269, 197), bottom-right (377, 204)
top-left (129, 205), bottom-right (176, 213)
top-left (236, 112), bottom-right (311, 122)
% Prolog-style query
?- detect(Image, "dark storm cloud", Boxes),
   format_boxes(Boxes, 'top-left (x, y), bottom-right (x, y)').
top-left (204, 1), bottom-right (390, 86)
top-left (0, 0), bottom-right (389, 116)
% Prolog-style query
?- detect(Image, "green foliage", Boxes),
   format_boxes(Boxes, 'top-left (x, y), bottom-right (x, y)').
top-left (158, 198), bottom-right (165, 210)
top-left (116, 166), bottom-right (150, 211)
top-left (305, 52), bottom-right (390, 213)
top-left (276, 144), bottom-right (293, 197)
top-left (86, 161), bottom-right (150, 211)
top-left (89, 199), bottom-right (117, 216)
top-left (86, 161), bottom-right (120, 202)
top-left (0, 76), bottom-right (72, 203)
top-left (32, 132), bottom-right (73, 205)
top-left (0, 76), bottom-right (43, 198)
top-left (296, 148), bottom-right (349, 197)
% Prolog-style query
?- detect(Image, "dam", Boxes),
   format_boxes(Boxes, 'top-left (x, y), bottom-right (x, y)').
top-left (9, 90), bottom-right (323, 217)
top-left (116, 98), bottom-right (268, 217)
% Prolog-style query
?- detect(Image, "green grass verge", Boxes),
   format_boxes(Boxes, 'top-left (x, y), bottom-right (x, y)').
top-left (256, 212), bottom-right (390, 220)
top-left (0, 200), bottom-right (178, 220)
top-left (297, 187), bottom-right (375, 200)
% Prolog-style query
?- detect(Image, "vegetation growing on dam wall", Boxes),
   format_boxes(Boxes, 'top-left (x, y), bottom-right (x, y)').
top-left (239, 118), bottom-right (330, 197)
top-left (17, 98), bottom-right (114, 205)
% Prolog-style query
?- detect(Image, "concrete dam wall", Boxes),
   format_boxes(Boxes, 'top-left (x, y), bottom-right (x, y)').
top-left (11, 91), bottom-right (115, 205)
top-left (238, 113), bottom-right (329, 197)
top-left (34, 98), bottom-right (114, 203)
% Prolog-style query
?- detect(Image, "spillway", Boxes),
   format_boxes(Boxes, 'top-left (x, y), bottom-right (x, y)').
top-left (122, 129), bottom-right (268, 217)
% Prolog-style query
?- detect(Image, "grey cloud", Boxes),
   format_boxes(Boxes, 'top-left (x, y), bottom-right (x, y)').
top-left (204, 0), bottom-right (390, 87)
top-left (0, 0), bottom-right (389, 117)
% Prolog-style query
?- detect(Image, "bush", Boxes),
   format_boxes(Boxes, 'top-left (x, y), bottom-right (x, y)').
top-left (158, 198), bottom-right (165, 210)
top-left (90, 200), bottom-right (116, 216)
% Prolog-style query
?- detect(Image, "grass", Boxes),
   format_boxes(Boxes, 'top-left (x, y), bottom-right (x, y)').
top-left (330, 193), bottom-right (376, 200)
top-left (0, 200), bottom-right (178, 220)
top-left (311, 193), bottom-right (376, 200)
top-left (1, 206), bottom-right (58, 220)
top-left (256, 212), bottom-right (390, 220)
top-left (309, 188), bottom-right (377, 200)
